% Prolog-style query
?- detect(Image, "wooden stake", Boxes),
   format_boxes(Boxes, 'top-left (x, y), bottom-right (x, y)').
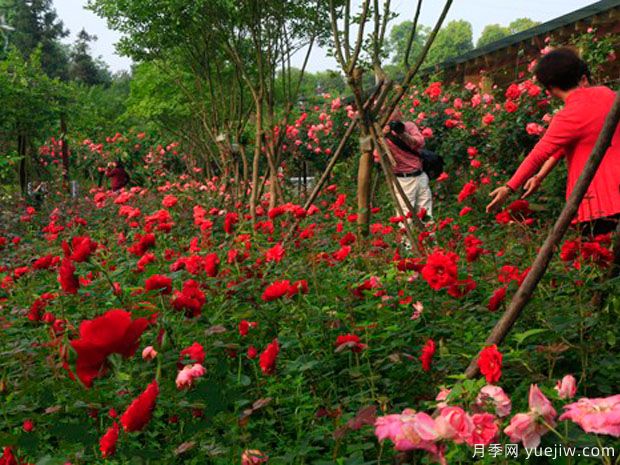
top-left (465, 91), bottom-right (620, 379)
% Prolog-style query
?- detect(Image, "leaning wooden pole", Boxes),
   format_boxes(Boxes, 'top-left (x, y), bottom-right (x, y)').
top-left (465, 91), bottom-right (620, 379)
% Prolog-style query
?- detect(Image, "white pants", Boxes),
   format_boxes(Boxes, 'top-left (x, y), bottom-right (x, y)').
top-left (393, 172), bottom-right (433, 219)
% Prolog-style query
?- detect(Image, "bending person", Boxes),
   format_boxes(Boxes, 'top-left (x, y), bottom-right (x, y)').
top-left (487, 48), bottom-right (620, 239)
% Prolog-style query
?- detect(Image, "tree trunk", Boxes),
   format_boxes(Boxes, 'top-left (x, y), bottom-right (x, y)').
top-left (18, 133), bottom-right (27, 196)
top-left (60, 114), bottom-right (69, 187)
top-left (249, 97), bottom-right (263, 223)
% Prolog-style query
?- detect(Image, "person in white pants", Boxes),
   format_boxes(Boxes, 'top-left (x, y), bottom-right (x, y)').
top-left (383, 111), bottom-right (433, 222)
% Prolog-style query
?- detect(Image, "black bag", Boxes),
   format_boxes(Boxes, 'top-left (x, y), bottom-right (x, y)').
top-left (419, 149), bottom-right (444, 180)
top-left (385, 131), bottom-right (444, 180)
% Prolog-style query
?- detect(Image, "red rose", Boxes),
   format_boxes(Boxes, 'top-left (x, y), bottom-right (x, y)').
top-left (99, 422), bottom-right (119, 458)
top-left (224, 212), bottom-right (238, 234)
top-left (145, 274), bottom-right (172, 294)
top-left (262, 280), bottom-right (291, 302)
top-left (457, 181), bottom-right (477, 203)
top-left (179, 342), bottom-right (205, 365)
top-left (172, 279), bottom-right (205, 317)
top-left (421, 250), bottom-right (458, 291)
top-left (70, 309), bottom-right (149, 387)
top-left (120, 380), bottom-right (159, 432)
top-left (58, 258), bottom-right (79, 294)
top-left (478, 345), bottom-right (503, 383)
top-left (419, 339), bottom-right (436, 372)
top-left (487, 287), bottom-right (507, 312)
top-left (335, 334), bottom-right (367, 353)
top-left (62, 236), bottom-right (98, 262)
top-left (259, 339), bottom-right (280, 375)
top-left (127, 233), bottom-right (156, 257)
top-left (203, 253), bottom-right (220, 277)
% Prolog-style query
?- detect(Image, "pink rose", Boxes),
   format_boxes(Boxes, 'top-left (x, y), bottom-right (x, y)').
top-left (468, 413), bottom-right (498, 446)
top-left (435, 406), bottom-right (473, 443)
top-left (505, 413), bottom-right (545, 448)
top-left (375, 409), bottom-right (439, 453)
top-left (476, 385), bottom-right (512, 417)
top-left (526, 123), bottom-right (545, 136)
top-left (435, 388), bottom-right (451, 409)
top-left (175, 364), bottom-right (206, 389)
top-left (242, 450), bottom-right (268, 464)
top-left (529, 384), bottom-right (557, 423)
top-left (504, 384), bottom-right (556, 448)
top-left (142, 346), bottom-right (158, 361)
top-left (559, 395), bottom-right (620, 437)
top-left (555, 375), bottom-right (577, 399)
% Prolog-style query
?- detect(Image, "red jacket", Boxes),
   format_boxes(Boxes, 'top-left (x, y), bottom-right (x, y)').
top-left (507, 86), bottom-right (620, 223)
top-left (106, 167), bottom-right (130, 191)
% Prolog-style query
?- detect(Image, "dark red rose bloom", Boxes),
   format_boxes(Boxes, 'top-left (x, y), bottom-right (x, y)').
top-left (421, 250), bottom-right (458, 291)
top-left (259, 339), bottom-right (280, 375)
top-left (487, 286), bottom-right (507, 312)
top-left (505, 83), bottom-right (521, 100)
top-left (203, 253), bottom-right (220, 277)
top-left (58, 258), bottom-right (79, 294)
top-left (99, 422), bottom-right (119, 458)
top-left (247, 345), bottom-right (258, 359)
top-left (32, 254), bottom-right (59, 270)
top-left (478, 344), bottom-right (503, 384)
top-left (335, 333), bottom-right (367, 353)
top-left (171, 279), bottom-right (205, 317)
top-left (127, 233), bottom-right (156, 257)
top-left (457, 180), bottom-right (477, 203)
top-left (179, 342), bottom-right (205, 365)
top-left (224, 212), bottom-right (239, 234)
top-left (0, 447), bottom-right (17, 465)
top-left (419, 339), bottom-right (436, 372)
top-left (560, 239), bottom-right (580, 262)
top-left (498, 265), bottom-right (521, 284)
top-left (581, 241), bottom-right (613, 268)
top-left (287, 280), bottom-right (308, 297)
top-left (62, 236), bottom-right (98, 262)
top-left (70, 309), bottom-right (149, 387)
top-left (120, 380), bottom-right (159, 432)
top-left (238, 320), bottom-right (257, 337)
top-left (262, 280), bottom-right (292, 302)
top-left (447, 277), bottom-right (477, 298)
top-left (145, 274), bottom-right (172, 294)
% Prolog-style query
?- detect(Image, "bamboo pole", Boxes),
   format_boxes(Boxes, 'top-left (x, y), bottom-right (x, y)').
top-left (465, 91), bottom-right (620, 378)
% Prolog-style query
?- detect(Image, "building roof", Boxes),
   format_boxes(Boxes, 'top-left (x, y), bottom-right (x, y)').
top-left (432, 0), bottom-right (620, 70)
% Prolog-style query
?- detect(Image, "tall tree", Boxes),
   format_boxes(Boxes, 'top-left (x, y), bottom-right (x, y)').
top-left (0, 0), bottom-right (69, 78)
top-left (69, 29), bottom-right (110, 85)
top-left (426, 19), bottom-right (473, 65)
top-left (508, 17), bottom-right (540, 34)
top-left (388, 20), bottom-right (430, 66)
top-left (477, 24), bottom-right (509, 48)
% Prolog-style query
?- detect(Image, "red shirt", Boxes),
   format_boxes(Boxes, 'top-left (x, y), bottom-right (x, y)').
top-left (386, 121), bottom-right (425, 173)
top-left (507, 86), bottom-right (620, 223)
top-left (106, 167), bottom-right (130, 191)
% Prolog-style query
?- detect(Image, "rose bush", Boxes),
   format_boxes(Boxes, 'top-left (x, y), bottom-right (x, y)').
top-left (1, 44), bottom-right (619, 464)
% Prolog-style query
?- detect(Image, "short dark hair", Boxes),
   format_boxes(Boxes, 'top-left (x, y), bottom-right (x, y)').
top-left (534, 47), bottom-right (591, 91)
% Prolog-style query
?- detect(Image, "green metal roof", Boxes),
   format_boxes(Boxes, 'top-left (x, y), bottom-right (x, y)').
top-left (431, 0), bottom-right (620, 70)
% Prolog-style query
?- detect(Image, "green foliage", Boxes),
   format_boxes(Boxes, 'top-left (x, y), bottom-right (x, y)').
top-left (387, 20), bottom-right (430, 66)
top-left (426, 20), bottom-right (474, 66)
top-left (477, 24), bottom-right (510, 48)
top-left (0, 0), bottom-right (69, 79)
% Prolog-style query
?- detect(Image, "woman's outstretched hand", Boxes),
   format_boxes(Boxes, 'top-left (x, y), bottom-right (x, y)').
top-left (486, 186), bottom-right (512, 213)
top-left (521, 175), bottom-right (542, 199)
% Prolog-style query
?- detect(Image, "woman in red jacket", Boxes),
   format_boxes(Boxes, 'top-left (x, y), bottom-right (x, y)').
top-left (487, 48), bottom-right (620, 238)
top-left (105, 160), bottom-right (130, 191)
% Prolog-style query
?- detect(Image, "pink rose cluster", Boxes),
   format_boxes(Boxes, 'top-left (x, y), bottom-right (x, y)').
top-left (376, 375), bottom-right (620, 462)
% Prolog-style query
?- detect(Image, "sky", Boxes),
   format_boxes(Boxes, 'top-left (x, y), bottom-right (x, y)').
top-left (52, 0), bottom-right (599, 74)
